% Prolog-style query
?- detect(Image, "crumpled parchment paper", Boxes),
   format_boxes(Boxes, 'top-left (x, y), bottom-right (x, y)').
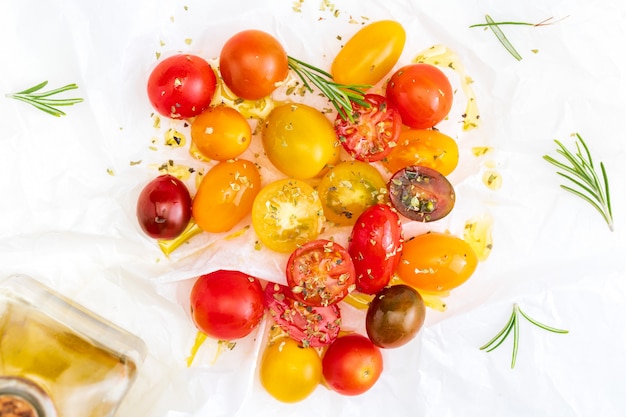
top-left (1, 0), bottom-right (625, 416)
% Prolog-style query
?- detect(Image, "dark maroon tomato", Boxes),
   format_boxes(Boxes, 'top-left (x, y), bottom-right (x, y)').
top-left (366, 284), bottom-right (426, 348)
top-left (334, 94), bottom-right (402, 162)
top-left (387, 165), bottom-right (455, 222)
top-left (147, 54), bottom-right (217, 119)
top-left (190, 270), bottom-right (265, 340)
top-left (348, 204), bottom-right (403, 295)
top-left (286, 239), bottom-right (356, 307)
top-left (264, 282), bottom-right (341, 348)
top-left (136, 174), bottom-right (192, 239)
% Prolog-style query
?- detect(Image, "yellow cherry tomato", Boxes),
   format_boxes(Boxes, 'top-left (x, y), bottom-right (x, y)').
top-left (191, 105), bottom-right (252, 161)
top-left (383, 128), bottom-right (459, 176)
top-left (317, 160), bottom-right (387, 226)
top-left (259, 337), bottom-right (322, 403)
top-left (396, 232), bottom-right (478, 292)
top-left (251, 179), bottom-right (324, 253)
top-left (331, 20), bottom-right (406, 86)
top-left (192, 159), bottom-right (261, 233)
top-left (262, 103), bottom-right (339, 179)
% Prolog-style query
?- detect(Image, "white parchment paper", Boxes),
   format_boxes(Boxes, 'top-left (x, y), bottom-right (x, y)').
top-left (1, 0), bottom-right (626, 416)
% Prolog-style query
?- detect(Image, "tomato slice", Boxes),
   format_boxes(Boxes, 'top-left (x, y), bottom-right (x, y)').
top-left (317, 160), bottom-right (387, 226)
top-left (334, 94), bottom-right (402, 162)
top-left (286, 240), bottom-right (356, 307)
top-left (264, 282), bottom-right (341, 348)
top-left (251, 179), bottom-right (324, 253)
top-left (388, 165), bottom-right (455, 222)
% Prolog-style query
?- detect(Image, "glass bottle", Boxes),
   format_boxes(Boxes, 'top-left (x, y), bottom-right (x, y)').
top-left (0, 275), bottom-right (146, 417)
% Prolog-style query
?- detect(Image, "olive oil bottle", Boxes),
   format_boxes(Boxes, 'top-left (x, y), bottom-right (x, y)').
top-left (0, 275), bottom-right (146, 417)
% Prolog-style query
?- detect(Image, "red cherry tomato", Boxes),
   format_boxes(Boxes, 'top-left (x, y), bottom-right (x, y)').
top-left (334, 94), bottom-right (402, 162)
top-left (147, 54), bottom-right (217, 119)
top-left (264, 282), bottom-right (341, 348)
top-left (388, 165), bottom-right (455, 222)
top-left (348, 204), bottom-right (403, 295)
top-left (190, 270), bottom-right (265, 341)
top-left (322, 333), bottom-right (383, 396)
top-left (136, 174), bottom-right (192, 239)
top-left (286, 240), bottom-right (356, 307)
top-left (385, 63), bottom-right (453, 129)
top-left (219, 30), bottom-right (289, 100)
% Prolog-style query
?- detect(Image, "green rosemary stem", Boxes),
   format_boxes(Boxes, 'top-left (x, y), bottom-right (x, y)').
top-left (287, 56), bottom-right (370, 122)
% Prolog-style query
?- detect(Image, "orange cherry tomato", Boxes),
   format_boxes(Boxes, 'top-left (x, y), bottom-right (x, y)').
top-left (396, 232), bottom-right (478, 292)
top-left (190, 105), bottom-right (252, 161)
top-left (192, 159), bottom-right (261, 233)
top-left (331, 20), bottom-right (406, 86)
top-left (383, 128), bottom-right (459, 176)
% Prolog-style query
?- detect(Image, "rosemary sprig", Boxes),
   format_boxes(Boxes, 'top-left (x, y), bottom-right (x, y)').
top-left (543, 133), bottom-right (614, 231)
top-left (469, 15), bottom-right (565, 61)
top-left (287, 56), bottom-right (370, 122)
top-left (480, 304), bottom-right (568, 368)
top-left (6, 80), bottom-right (84, 117)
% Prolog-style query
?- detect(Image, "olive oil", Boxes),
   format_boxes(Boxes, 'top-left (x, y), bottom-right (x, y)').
top-left (0, 275), bottom-right (146, 417)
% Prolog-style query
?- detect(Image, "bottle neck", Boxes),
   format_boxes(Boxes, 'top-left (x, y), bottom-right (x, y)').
top-left (0, 376), bottom-right (58, 417)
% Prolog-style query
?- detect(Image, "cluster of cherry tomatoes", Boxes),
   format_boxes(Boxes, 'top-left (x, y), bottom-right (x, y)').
top-left (136, 20), bottom-right (479, 403)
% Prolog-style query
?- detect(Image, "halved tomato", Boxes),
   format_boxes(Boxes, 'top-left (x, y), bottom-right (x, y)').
top-left (286, 240), bottom-right (356, 307)
top-left (317, 160), bottom-right (387, 226)
top-left (251, 179), bottom-right (324, 253)
top-left (264, 282), bottom-right (341, 348)
top-left (334, 94), bottom-right (402, 162)
top-left (388, 165), bottom-right (455, 222)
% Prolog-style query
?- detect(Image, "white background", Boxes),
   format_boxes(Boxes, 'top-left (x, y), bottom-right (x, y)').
top-left (1, 0), bottom-right (625, 416)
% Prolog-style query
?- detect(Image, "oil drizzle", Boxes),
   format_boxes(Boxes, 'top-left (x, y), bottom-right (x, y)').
top-left (413, 44), bottom-right (480, 131)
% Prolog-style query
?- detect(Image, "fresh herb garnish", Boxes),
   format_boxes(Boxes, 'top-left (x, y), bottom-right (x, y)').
top-left (480, 303), bottom-right (568, 368)
top-left (543, 133), bottom-right (614, 231)
top-left (470, 15), bottom-right (565, 61)
top-left (287, 56), bottom-right (370, 122)
top-left (6, 81), bottom-right (84, 117)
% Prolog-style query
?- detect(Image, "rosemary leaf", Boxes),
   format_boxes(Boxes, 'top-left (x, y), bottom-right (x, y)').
top-left (480, 308), bottom-right (516, 351)
top-left (543, 133), bottom-right (614, 231)
top-left (517, 307), bottom-right (569, 334)
top-left (485, 14), bottom-right (523, 61)
top-left (511, 306), bottom-right (520, 368)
